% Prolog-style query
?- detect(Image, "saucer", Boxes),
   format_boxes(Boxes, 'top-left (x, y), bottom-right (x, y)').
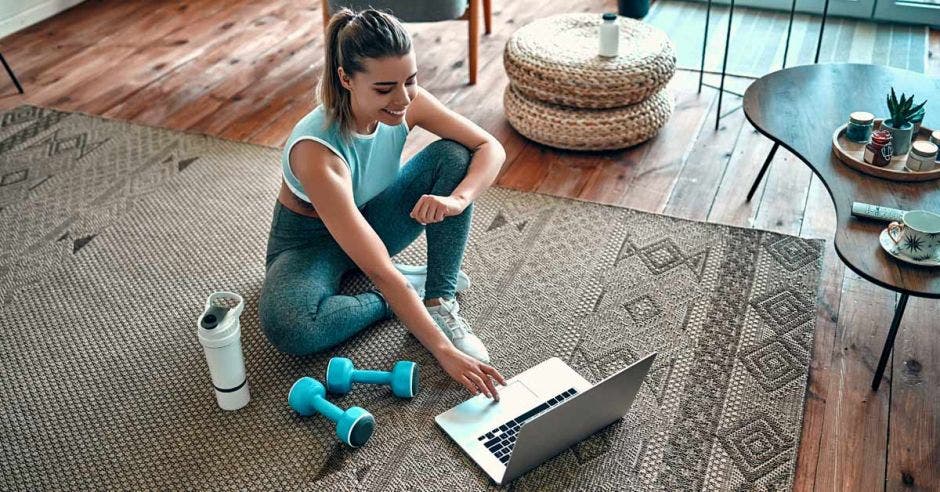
top-left (879, 228), bottom-right (940, 267)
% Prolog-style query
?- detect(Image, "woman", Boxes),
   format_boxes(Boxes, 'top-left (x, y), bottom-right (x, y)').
top-left (259, 8), bottom-right (507, 400)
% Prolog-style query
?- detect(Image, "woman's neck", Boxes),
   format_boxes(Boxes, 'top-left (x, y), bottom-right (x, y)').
top-left (350, 106), bottom-right (378, 135)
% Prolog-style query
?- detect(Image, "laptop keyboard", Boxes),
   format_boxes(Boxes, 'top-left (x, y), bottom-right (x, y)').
top-left (477, 388), bottom-right (578, 464)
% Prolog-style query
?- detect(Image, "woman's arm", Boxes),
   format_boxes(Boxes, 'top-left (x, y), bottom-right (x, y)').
top-left (289, 140), bottom-right (505, 398)
top-left (405, 86), bottom-right (506, 223)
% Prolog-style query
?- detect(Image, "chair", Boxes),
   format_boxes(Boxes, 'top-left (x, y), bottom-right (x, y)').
top-left (320, 0), bottom-right (492, 85)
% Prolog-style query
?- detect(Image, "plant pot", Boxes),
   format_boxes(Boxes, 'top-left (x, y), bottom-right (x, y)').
top-left (883, 119), bottom-right (914, 155)
top-left (618, 0), bottom-right (650, 19)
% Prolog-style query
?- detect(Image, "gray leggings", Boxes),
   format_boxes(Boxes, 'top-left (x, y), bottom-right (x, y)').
top-left (258, 139), bottom-right (473, 356)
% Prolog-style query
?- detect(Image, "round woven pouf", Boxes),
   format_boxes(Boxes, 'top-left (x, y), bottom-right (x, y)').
top-left (503, 83), bottom-right (674, 151)
top-left (504, 13), bottom-right (675, 109)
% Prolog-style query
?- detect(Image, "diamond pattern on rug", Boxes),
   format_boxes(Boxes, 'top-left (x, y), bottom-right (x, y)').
top-left (719, 413), bottom-right (796, 483)
top-left (752, 288), bottom-right (815, 334)
top-left (0, 105), bottom-right (823, 491)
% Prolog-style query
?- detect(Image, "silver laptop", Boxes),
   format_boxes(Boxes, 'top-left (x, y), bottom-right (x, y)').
top-left (435, 353), bottom-right (656, 485)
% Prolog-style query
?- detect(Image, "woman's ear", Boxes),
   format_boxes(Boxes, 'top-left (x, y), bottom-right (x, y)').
top-left (337, 67), bottom-right (353, 92)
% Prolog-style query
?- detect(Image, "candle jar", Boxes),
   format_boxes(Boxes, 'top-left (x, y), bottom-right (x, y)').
top-left (930, 130), bottom-right (940, 164)
top-left (845, 111), bottom-right (874, 143)
top-left (864, 129), bottom-right (893, 167)
top-left (907, 140), bottom-right (938, 172)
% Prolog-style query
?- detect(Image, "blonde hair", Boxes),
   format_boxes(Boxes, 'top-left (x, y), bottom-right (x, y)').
top-left (318, 8), bottom-right (412, 140)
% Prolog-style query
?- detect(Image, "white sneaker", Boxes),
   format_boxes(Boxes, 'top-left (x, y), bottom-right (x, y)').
top-left (426, 298), bottom-right (490, 363)
top-left (394, 263), bottom-right (471, 299)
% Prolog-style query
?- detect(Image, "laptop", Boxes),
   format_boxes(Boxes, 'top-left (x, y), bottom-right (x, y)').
top-left (435, 353), bottom-right (656, 485)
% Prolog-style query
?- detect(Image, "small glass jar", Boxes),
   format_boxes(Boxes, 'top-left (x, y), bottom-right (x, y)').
top-left (845, 111), bottom-right (874, 143)
top-left (907, 140), bottom-right (938, 172)
top-left (864, 129), bottom-right (893, 167)
top-left (930, 130), bottom-right (940, 163)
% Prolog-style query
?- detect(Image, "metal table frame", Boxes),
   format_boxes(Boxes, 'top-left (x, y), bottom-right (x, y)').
top-left (698, 0), bottom-right (832, 129)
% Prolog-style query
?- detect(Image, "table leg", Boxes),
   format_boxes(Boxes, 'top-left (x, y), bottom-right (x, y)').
top-left (746, 142), bottom-right (777, 202)
top-left (871, 293), bottom-right (909, 391)
top-left (698, 0), bottom-right (713, 94)
top-left (715, 0), bottom-right (735, 131)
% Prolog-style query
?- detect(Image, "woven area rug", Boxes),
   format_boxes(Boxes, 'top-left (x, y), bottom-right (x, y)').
top-left (0, 105), bottom-right (823, 490)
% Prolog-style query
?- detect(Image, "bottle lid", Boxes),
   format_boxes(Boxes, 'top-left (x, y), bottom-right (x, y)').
top-left (603, 13), bottom-right (617, 21)
top-left (849, 111), bottom-right (874, 125)
top-left (871, 129), bottom-right (892, 142)
top-left (911, 140), bottom-right (938, 156)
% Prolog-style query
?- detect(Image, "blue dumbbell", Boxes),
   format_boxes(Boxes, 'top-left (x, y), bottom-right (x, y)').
top-left (288, 377), bottom-right (375, 447)
top-left (326, 357), bottom-right (419, 398)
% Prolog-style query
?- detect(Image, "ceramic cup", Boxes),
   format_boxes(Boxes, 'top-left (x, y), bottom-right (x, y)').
top-left (887, 210), bottom-right (940, 260)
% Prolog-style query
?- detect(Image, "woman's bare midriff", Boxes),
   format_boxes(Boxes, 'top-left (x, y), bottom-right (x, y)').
top-left (277, 180), bottom-right (321, 218)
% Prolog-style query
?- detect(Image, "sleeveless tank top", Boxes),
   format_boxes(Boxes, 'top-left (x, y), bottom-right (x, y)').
top-left (281, 105), bottom-right (409, 208)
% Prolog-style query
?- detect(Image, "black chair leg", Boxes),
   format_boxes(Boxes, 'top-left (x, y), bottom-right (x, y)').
top-left (715, 0), bottom-right (735, 131)
top-left (814, 0), bottom-right (831, 64)
top-left (0, 53), bottom-right (24, 94)
top-left (871, 293), bottom-right (908, 392)
top-left (781, 0), bottom-right (797, 69)
top-left (746, 142), bottom-right (778, 202)
top-left (697, 0), bottom-right (713, 94)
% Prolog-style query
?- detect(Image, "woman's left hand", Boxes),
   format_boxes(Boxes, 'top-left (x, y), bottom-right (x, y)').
top-left (410, 194), bottom-right (468, 225)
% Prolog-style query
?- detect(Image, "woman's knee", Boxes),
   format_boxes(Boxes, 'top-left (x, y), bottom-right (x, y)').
top-left (259, 289), bottom-right (332, 356)
top-left (427, 139), bottom-right (472, 176)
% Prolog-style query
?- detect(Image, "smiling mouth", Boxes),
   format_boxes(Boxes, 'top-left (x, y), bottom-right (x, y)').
top-left (382, 108), bottom-right (406, 116)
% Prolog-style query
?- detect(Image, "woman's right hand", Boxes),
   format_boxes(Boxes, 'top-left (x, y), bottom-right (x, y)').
top-left (436, 347), bottom-right (507, 400)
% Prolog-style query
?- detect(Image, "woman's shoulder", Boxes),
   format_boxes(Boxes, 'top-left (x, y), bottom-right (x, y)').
top-left (289, 105), bottom-right (340, 141)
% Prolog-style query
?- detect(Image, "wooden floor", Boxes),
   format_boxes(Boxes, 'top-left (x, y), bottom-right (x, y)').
top-left (1, 0), bottom-right (937, 489)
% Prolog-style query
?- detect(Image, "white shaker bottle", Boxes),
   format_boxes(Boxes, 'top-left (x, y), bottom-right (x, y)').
top-left (599, 13), bottom-right (619, 58)
top-left (197, 291), bottom-right (250, 410)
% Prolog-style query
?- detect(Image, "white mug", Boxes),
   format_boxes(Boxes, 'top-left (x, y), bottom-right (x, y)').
top-left (887, 210), bottom-right (940, 260)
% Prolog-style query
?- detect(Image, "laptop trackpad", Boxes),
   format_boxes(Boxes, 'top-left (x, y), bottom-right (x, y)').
top-left (497, 381), bottom-right (539, 408)
top-left (447, 381), bottom-right (541, 425)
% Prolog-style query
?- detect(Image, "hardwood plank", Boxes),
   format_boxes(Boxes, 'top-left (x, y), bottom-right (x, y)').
top-left (0, 0), bottom-right (152, 76)
top-left (706, 122), bottom-right (775, 228)
top-left (78, 0), bottom-right (284, 116)
top-left (5, 0), bottom-right (225, 110)
top-left (751, 146), bottom-right (812, 234)
top-left (813, 269), bottom-right (893, 491)
top-left (615, 71), bottom-right (715, 213)
top-left (792, 175), bottom-right (844, 492)
top-left (886, 294), bottom-right (940, 491)
top-left (661, 78), bottom-right (743, 220)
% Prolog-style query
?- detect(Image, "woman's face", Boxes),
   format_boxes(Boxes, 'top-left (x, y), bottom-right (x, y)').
top-left (339, 50), bottom-right (418, 131)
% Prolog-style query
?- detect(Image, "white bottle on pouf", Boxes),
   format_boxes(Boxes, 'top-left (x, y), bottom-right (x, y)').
top-left (599, 13), bottom-right (619, 58)
top-left (197, 291), bottom-right (250, 411)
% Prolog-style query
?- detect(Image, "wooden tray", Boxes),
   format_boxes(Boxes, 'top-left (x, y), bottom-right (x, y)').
top-left (831, 119), bottom-right (940, 182)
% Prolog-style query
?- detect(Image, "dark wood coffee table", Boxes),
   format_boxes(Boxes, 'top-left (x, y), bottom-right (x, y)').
top-left (743, 63), bottom-right (940, 391)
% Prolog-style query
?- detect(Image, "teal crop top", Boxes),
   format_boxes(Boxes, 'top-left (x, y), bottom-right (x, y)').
top-left (281, 105), bottom-right (409, 208)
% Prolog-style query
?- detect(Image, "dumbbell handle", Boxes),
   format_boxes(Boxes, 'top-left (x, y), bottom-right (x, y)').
top-left (351, 369), bottom-right (392, 385)
top-left (311, 395), bottom-right (344, 422)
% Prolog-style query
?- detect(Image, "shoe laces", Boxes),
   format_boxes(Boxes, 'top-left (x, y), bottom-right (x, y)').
top-left (434, 300), bottom-right (473, 340)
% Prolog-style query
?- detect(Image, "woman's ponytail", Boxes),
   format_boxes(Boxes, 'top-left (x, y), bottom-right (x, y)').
top-left (316, 8), bottom-right (412, 140)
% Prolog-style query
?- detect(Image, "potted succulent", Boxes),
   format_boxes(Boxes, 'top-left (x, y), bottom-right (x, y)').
top-left (884, 88), bottom-right (927, 156)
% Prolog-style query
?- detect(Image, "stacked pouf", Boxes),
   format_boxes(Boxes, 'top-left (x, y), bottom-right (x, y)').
top-left (503, 14), bottom-right (676, 151)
